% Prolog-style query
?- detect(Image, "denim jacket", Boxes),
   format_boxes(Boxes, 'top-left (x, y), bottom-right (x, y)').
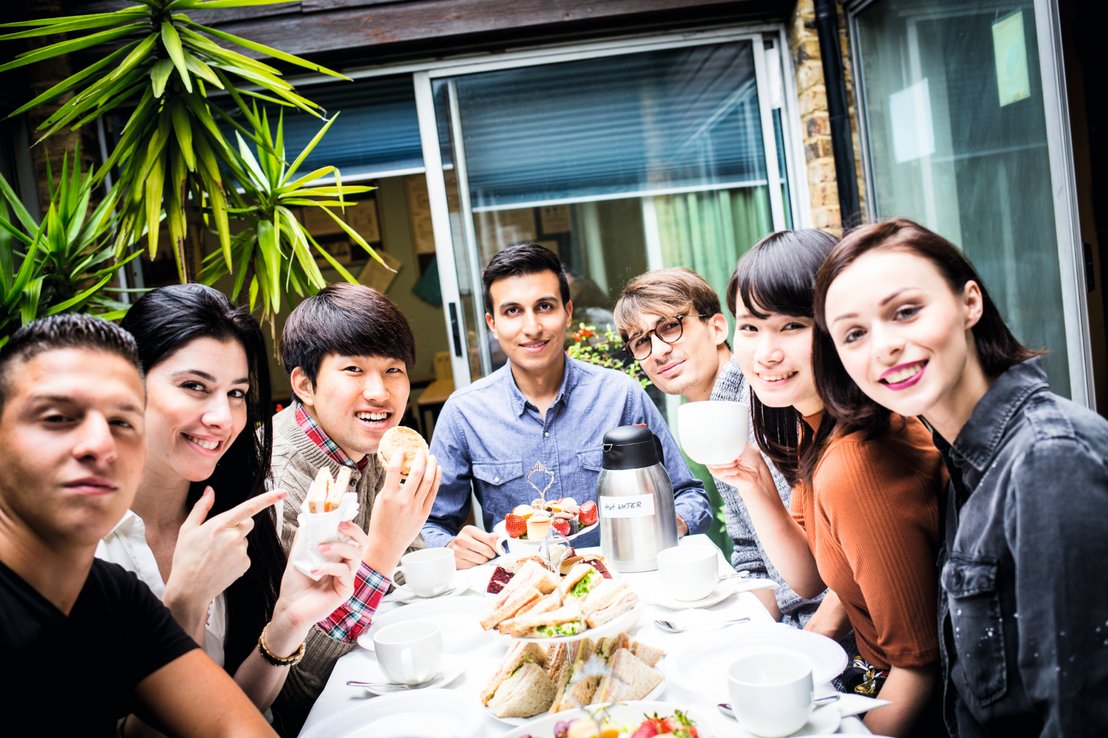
top-left (937, 358), bottom-right (1108, 737)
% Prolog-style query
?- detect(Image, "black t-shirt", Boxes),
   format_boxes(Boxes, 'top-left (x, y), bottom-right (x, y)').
top-left (0, 558), bottom-right (198, 735)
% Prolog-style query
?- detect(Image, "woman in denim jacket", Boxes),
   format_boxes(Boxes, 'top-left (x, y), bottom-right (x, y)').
top-left (814, 218), bottom-right (1108, 738)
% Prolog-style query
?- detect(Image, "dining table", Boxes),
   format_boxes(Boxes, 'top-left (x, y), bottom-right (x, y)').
top-left (297, 535), bottom-right (879, 737)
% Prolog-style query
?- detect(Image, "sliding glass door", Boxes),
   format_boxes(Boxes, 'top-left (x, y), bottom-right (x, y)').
top-left (416, 32), bottom-right (797, 383)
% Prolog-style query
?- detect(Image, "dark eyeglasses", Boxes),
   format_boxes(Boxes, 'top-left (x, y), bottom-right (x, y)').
top-left (623, 313), bottom-right (710, 361)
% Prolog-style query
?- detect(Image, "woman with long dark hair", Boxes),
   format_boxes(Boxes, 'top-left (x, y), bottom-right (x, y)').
top-left (99, 284), bottom-right (364, 734)
top-left (815, 218), bottom-right (1108, 738)
top-left (708, 229), bottom-right (945, 737)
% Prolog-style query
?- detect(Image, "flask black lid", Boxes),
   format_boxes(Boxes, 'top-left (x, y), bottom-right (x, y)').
top-left (602, 424), bottom-right (663, 470)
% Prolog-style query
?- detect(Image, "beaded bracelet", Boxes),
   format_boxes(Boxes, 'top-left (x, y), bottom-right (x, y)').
top-left (257, 623), bottom-right (306, 667)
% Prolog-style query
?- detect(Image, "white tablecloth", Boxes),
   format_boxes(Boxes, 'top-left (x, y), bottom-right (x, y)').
top-left (298, 536), bottom-right (870, 736)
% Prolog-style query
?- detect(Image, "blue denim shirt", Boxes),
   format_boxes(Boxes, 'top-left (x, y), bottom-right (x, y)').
top-left (421, 357), bottom-right (710, 548)
top-left (937, 358), bottom-right (1108, 738)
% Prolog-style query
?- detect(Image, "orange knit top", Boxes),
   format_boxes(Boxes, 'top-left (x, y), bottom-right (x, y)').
top-left (792, 412), bottom-right (943, 669)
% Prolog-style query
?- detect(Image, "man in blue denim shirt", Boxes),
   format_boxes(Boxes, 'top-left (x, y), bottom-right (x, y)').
top-left (937, 358), bottom-right (1108, 738)
top-left (422, 244), bottom-right (710, 567)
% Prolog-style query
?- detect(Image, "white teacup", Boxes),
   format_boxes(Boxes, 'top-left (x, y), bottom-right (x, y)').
top-left (657, 543), bottom-right (718, 601)
top-left (676, 400), bottom-right (749, 465)
top-left (727, 649), bottom-right (814, 737)
top-left (395, 547), bottom-right (456, 597)
top-left (372, 620), bottom-right (444, 685)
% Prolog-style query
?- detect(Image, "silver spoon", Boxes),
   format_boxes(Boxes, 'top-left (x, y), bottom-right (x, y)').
top-left (346, 674), bottom-right (439, 691)
top-left (717, 695), bottom-right (840, 719)
top-left (654, 616), bottom-right (750, 633)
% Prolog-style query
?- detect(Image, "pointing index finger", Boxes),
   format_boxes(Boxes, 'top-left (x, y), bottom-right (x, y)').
top-left (213, 488), bottom-right (287, 526)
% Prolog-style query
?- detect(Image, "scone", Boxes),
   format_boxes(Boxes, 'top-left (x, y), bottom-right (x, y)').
top-left (377, 425), bottom-right (429, 475)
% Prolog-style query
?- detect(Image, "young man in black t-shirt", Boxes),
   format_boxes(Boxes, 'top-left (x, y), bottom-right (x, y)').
top-left (0, 314), bottom-right (274, 736)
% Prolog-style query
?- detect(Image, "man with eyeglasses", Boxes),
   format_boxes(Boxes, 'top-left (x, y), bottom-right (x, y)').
top-left (421, 243), bottom-right (710, 568)
top-left (614, 268), bottom-right (847, 637)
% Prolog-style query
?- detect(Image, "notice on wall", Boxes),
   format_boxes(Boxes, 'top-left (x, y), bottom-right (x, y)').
top-left (539, 204), bottom-right (572, 234)
top-left (405, 176), bottom-right (437, 255)
top-left (358, 249), bottom-right (402, 294)
top-left (993, 10), bottom-right (1031, 107)
top-left (889, 79), bottom-right (935, 163)
top-left (345, 198), bottom-right (380, 243)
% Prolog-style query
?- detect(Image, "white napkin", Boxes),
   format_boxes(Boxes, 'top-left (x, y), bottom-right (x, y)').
top-left (291, 492), bottom-right (360, 580)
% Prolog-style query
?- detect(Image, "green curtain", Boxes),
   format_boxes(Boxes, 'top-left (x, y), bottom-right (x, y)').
top-left (652, 186), bottom-right (773, 556)
top-left (653, 186), bottom-right (772, 304)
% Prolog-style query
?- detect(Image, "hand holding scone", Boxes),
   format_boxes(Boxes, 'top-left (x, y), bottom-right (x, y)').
top-left (363, 429), bottom-right (440, 574)
top-left (377, 425), bottom-right (430, 477)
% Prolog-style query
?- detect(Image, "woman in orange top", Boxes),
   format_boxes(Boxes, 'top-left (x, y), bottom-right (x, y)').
top-left (708, 229), bottom-right (945, 737)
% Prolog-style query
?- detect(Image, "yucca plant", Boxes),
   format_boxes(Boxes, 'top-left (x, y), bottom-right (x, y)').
top-left (0, 0), bottom-right (365, 303)
top-left (0, 148), bottom-right (142, 347)
top-left (202, 105), bottom-right (381, 321)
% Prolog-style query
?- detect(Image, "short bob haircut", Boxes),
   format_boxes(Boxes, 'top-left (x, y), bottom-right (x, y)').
top-left (281, 283), bottom-right (416, 398)
top-left (729, 229), bottom-right (894, 486)
top-left (812, 217), bottom-right (1040, 423)
top-left (0, 313), bottom-right (141, 412)
top-left (482, 242), bottom-right (571, 315)
top-left (122, 283), bottom-right (282, 674)
top-left (613, 267), bottom-right (724, 341)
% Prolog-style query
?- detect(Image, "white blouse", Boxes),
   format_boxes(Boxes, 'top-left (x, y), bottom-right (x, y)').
top-left (96, 510), bottom-right (228, 666)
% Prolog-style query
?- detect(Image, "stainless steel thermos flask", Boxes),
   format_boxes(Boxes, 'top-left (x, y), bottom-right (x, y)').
top-left (597, 425), bottom-right (678, 572)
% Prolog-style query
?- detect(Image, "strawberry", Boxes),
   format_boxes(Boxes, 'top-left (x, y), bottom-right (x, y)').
top-left (629, 718), bottom-right (663, 738)
top-left (551, 518), bottom-right (571, 537)
top-left (630, 712), bottom-right (698, 738)
top-left (504, 513), bottom-right (527, 538)
top-left (578, 500), bottom-right (598, 526)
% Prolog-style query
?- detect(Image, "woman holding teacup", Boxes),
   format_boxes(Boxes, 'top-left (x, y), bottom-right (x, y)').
top-left (814, 219), bottom-right (1108, 738)
top-left (98, 284), bottom-right (365, 735)
top-left (708, 230), bottom-right (944, 737)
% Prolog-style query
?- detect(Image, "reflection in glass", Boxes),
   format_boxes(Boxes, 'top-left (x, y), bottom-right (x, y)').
top-left (853, 0), bottom-right (1070, 394)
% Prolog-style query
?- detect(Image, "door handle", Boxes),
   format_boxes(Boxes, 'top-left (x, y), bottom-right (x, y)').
top-left (447, 302), bottom-right (463, 358)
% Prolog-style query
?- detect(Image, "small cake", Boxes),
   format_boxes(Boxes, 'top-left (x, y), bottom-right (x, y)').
top-left (526, 511), bottom-right (552, 540)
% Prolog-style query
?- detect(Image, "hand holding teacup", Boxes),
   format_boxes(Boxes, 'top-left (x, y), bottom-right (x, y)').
top-left (676, 400), bottom-right (749, 465)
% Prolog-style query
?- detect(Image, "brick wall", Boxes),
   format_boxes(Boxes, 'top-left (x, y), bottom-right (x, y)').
top-left (787, 0), bottom-right (865, 234)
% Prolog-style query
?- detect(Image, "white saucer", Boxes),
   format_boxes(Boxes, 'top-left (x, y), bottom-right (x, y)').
top-left (389, 582), bottom-right (465, 602)
top-left (651, 578), bottom-right (737, 609)
top-left (350, 654), bottom-right (464, 695)
top-left (725, 703), bottom-right (841, 738)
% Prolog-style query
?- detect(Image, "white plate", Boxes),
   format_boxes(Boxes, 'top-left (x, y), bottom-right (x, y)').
top-left (506, 600), bottom-right (645, 644)
top-left (489, 668), bottom-right (667, 726)
top-left (501, 700), bottom-right (712, 738)
top-left (668, 623), bottom-right (847, 702)
top-left (358, 595), bottom-right (494, 653)
top-left (299, 688), bottom-right (483, 738)
top-left (494, 519), bottom-right (600, 550)
top-left (723, 702), bottom-right (840, 738)
top-left (348, 653), bottom-right (464, 695)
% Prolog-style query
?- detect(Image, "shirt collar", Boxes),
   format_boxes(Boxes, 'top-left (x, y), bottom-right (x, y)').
top-left (949, 357), bottom-right (1047, 472)
top-left (504, 352), bottom-right (576, 416)
top-left (294, 401), bottom-right (368, 471)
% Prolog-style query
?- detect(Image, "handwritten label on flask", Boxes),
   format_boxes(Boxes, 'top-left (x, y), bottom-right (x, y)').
top-left (599, 493), bottom-right (655, 518)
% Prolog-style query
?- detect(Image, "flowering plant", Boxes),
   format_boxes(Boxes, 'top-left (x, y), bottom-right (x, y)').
top-left (566, 323), bottom-right (650, 388)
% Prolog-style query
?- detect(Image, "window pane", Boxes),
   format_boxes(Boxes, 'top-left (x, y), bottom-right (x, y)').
top-left (281, 75), bottom-right (423, 178)
top-left (854, 0), bottom-right (1070, 395)
top-left (447, 43), bottom-right (768, 209)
